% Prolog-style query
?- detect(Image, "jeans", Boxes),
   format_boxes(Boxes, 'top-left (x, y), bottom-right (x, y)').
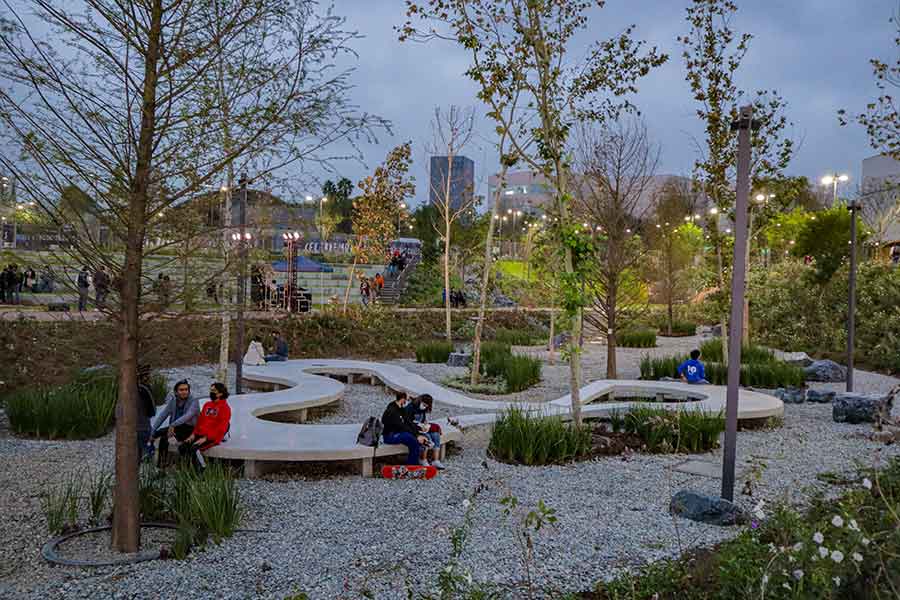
top-left (265, 354), bottom-right (287, 362)
top-left (688, 379), bottom-right (710, 385)
top-left (137, 429), bottom-right (153, 460)
top-left (78, 288), bottom-right (89, 311)
top-left (425, 431), bottom-right (441, 449)
top-left (383, 432), bottom-right (421, 466)
top-left (152, 423), bottom-right (194, 465)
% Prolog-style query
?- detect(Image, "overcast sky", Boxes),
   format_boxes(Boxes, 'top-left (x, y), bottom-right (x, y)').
top-left (306, 0), bottom-right (896, 208)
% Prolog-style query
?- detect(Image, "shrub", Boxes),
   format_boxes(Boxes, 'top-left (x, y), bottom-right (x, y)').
top-left (477, 342), bottom-right (541, 392)
top-left (41, 473), bottom-right (83, 534)
top-left (667, 320), bottom-right (697, 336)
top-left (6, 377), bottom-right (117, 439)
top-left (415, 341), bottom-right (454, 363)
top-left (493, 327), bottom-right (541, 346)
top-left (639, 354), bottom-right (804, 388)
top-left (617, 328), bottom-right (657, 348)
top-left (622, 406), bottom-right (725, 453)
top-left (479, 341), bottom-right (512, 375)
top-left (488, 406), bottom-right (591, 466)
top-left (699, 338), bottom-right (775, 364)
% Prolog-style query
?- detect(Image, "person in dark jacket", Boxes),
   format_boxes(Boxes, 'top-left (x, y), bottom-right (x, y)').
top-left (382, 392), bottom-right (429, 466)
top-left (136, 365), bottom-right (157, 460)
top-left (150, 379), bottom-right (199, 467)
top-left (264, 329), bottom-right (289, 362)
top-left (405, 394), bottom-right (444, 469)
top-left (77, 266), bottom-right (90, 312)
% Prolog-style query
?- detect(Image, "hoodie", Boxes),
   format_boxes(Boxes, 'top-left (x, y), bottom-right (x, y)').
top-left (150, 390), bottom-right (200, 432)
top-left (192, 398), bottom-right (231, 445)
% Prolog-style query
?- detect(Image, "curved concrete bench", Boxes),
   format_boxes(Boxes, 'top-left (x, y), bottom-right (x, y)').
top-left (200, 359), bottom-right (783, 477)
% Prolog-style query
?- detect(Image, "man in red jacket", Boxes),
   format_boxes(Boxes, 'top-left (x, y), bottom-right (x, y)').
top-left (180, 382), bottom-right (232, 469)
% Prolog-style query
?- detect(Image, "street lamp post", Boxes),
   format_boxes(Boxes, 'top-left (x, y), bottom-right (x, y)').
top-left (821, 173), bottom-right (850, 206)
top-left (848, 197), bottom-right (860, 393)
top-left (234, 174), bottom-right (249, 395)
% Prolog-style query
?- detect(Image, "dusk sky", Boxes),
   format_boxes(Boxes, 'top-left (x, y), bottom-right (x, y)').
top-left (311, 0), bottom-right (897, 208)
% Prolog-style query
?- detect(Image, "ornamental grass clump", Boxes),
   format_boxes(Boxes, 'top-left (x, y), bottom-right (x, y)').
top-left (479, 342), bottom-right (541, 392)
top-left (640, 354), bottom-right (804, 388)
top-left (623, 406), bottom-right (724, 453)
top-left (5, 376), bottom-right (117, 439)
top-left (415, 341), bottom-right (454, 363)
top-left (489, 406), bottom-right (591, 466)
top-left (617, 328), bottom-right (657, 348)
top-left (699, 338), bottom-right (776, 364)
top-left (493, 327), bottom-right (541, 346)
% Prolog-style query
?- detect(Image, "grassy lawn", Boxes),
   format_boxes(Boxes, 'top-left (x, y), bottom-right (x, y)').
top-left (496, 259), bottom-right (535, 282)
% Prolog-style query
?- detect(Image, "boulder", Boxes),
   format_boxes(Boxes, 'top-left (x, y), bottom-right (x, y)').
top-left (775, 387), bottom-right (805, 404)
top-left (833, 393), bottom-right (892, 424)
top-left (670, 490), bottom-right (746, 526)
top-left (804, 360), bottom-right (847, 383)
top-left (446, 352), bottom-right (471, 368)
top-left (781, 351), bottom-right (813, 367)
top-left (806, 389), bottom-right (836, 404)
top-left (492, 293), bottom-right (516, 308)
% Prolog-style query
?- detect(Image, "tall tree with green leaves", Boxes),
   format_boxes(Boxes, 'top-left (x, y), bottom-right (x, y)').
top-left (400, 0), bottom-right (666, 424)
top-left (679, 0), bottom-right (794, 353)
top-left (323, 177), bottom-right (356, 233)
top-left (344, 143), bottom-right (415, 311)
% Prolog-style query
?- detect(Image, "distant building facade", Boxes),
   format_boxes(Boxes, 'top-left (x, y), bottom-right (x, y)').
top-left (429, 155), bottom-right (475, 212)
top-left (861, 154), bottom-right (900, 251)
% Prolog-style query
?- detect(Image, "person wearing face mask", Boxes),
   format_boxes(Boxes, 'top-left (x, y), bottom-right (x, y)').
top-left (381, 391), bottom-right (430, 466)
top-left (150, 379), bottom-right (199, 467)
top-left (180, 382), bottom-right (232, 469)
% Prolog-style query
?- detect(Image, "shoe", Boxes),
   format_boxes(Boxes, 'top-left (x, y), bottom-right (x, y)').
top-left (419, 459), bottom-right (430, 467)
top-left (431, 459), bottom-right (446, 470)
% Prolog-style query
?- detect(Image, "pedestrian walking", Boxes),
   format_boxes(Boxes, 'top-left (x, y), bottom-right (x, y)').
top-left (77, 266), bottom-right (90, 312)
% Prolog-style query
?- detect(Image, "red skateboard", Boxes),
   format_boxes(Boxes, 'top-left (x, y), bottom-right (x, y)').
top-left (381, 465), bottom-right (438, 480)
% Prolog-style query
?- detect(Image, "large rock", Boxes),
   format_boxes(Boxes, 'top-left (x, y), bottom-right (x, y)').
top-left (833, 393), bottom-right (892, 424)
top-left (782, 351), bottom-right (814, 367)
top-left (806, 389), bottom-right (836, 404)
top-left (775, 387), bottom-right (806, 404)
top-left (670, 490), bottom-right (746, 526)
top-left (804, 360), bottom-right (847, 383)
top-left (446, 352), bottom-right (471, 368)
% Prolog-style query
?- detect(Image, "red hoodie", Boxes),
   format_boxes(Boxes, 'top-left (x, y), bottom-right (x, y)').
top-left (193, 398), bottom-right (231, 445)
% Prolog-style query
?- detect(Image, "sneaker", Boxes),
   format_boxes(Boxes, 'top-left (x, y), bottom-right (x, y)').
top-left (431, 459), bottom-right (446, 470)
top-left (419, 459), bottom-right (431, 467)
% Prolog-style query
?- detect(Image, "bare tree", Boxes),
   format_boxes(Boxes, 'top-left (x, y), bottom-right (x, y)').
top-left (576, 119), bottom-right (659, 378)
top-left (860, 181), bottom-right (900, 258)
top-left (427, 106), bottom-right (477, 342)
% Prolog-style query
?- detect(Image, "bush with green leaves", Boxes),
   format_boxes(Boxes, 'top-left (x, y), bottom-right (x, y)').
top-left (618, 406), bottom-right (725, 453)
top-left (415, 341), bottom-right (454, 363)
top-left (477, 342), bottom-right (541, 392)
top-left (699, 338), bottom-right (775, 364)
top-left (6, 377), bottom-right (117, 439)
top-left (639, 354), bottom-right (804, 388)
top-left (595, 460), bottom-right (899, 599)
top-left (488, 406), bottom-right (591, 466)
top-left (618, 328), bottom-right (657, 348)
top-left (493, 327), bottom-right (542, 346)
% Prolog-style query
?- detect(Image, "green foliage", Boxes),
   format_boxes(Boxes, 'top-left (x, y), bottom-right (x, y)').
top-left (488, 406), bottom-right (591, 466)
top-left (477, 342), bottom-right (541, 392)
top-left (639, 354), bottom-right (804, 388)
top-left (6, 376), bottom-right (117, 439)
top-left (596, 459), bottom-right (900, 599)
top-left (699, 338), bottom-right (775, 364)
top-left (41, 472), bottom-right (83, 534)
top-left (793, 204), bottom-right (869, 282)
top-left (617, 328), bottom-right (657, 348)
top-left (623, 406), bottom-right (725, 453)
top-left (493, 327), bottom-right (541, 346)
top-left (415, 341), bottom-right (454, 364)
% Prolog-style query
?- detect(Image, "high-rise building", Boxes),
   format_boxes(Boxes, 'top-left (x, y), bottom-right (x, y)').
top-left (429, 155), bottom-right (475, 212)
top-left (861, 153), bottom-right (900, 251)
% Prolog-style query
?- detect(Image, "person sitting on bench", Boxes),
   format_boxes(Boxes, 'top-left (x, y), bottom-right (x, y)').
top-left (405, 394), bottom-right (445, 470)
top-left (180, 382), bottom-right (232, 469)
top-left (381, 392), bottom-right (429, 466)
top-left (150, 379), bottom-right (199, 467)
top-left (265, 329), bottom-right (289, 362)
top-left (678, 349), bottom-right (710, 385)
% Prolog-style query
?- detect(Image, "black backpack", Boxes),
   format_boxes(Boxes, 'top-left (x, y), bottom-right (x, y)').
top-left (357, 417), bottom-right (383, 448)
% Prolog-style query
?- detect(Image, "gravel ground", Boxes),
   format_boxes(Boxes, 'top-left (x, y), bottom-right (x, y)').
top-left (2, 337), bottom-right (898, 599)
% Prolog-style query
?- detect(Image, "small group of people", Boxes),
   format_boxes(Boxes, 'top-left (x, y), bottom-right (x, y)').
top-left (0, 264), bottom-right (30, 304)
top-left (359, 273), bottom-right (385, 306)
top-left (385, 248), bottom-right (409, 277)
top-left (381, 391), bottom-right (445, 470)
top-left (76, 265), bottom-right (111, 311)
top-left (152, 273), bottom-right (173, 310)
top-left (445, 288), bottom-right (467, 308)
top-left (138, 368), bottom-right (232, 470)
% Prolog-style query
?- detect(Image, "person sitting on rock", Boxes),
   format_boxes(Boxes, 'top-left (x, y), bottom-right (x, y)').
top-left (405, 394), bottom-right (445, 470)
top-left (678, 349), bottom-right (709, 385)
top-left (264, 329), bottom-right (289, 362)
top-left (180, 382), bottom-right (232, 470)
top-left (150, 379), bottom-right (199, 467)
top-left (381, 391), bottom-right (430, 466)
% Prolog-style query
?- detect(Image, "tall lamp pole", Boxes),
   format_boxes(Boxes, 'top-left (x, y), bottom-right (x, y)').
top-left (722, 105), bottom-right (759, 502)
top-left (821, 173), bottom-right (849, 206)
top-left (234, 174), bottom-right (249, 395)
top-left (847, 196), bottom-right (859, 393)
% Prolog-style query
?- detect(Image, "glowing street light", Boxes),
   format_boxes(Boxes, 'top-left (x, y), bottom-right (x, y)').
top-left (821, 173), bottom-right (850, 205)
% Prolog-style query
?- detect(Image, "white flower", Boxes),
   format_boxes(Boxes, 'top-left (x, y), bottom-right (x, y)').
top-left (787, 555), bottom-right (795, 563)
top-left (849, 519), bottom-right (860, 532)
top-left (852, 552), bottom-right (863, 562)
top-left (831, 515), bottom-right (844, 528)
top-left (813, 532), bottom-right (825, 544)
top-left (833, 576), bottom-right (841, 587)
top-left (462, 499), bottom-right (471, 509)
top-left (819, 546), bottom-right (829, 558)
top-left (831, 550), bottom-right (844, 563)
top-left (793, 569), bottom-right (804, 580)
top-left (782, 583), bottom-right (791, 590)
top-left (792, 542), bottom-right (804, 552)
top-left (862, 538), bottom-right (871, 547)
top-left (863, 478), bottom-right (872, 490)
top-left (463, 572), bottom-right (473, 585)
top-left (768, 543), bottom-right (777, 554)
top-left (761, 574), bottom-right (769, 586)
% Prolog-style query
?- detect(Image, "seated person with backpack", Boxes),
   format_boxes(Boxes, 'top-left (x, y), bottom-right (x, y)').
top-left (381, 392), bottom-right (430, 466)
top-left (150, 379), bottom-right (199, 467)
top-left (179, 382), bottom-right (232, 469)
top-left (405, 394), bottom-right (445, 470)
top-left (678, 349), bottom-right (710, 385)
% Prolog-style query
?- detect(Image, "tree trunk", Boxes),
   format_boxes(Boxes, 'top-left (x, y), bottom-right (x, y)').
top-left (606, 285), bottom-right (617, 379)
top-left (444, 218), bottom-right (452, 343)
top-left (472, 164), bottom-right (507, 384)
top-left (717, 241), bottom-right (728, 367)
top-left (342, 256), bottom-right (358, 314)
top-left (743, 210), bottom-right (753, 343)
top-left (112, 0), bottom-right (162, 553)
top-left (548, 308), bottom-right (555, 366)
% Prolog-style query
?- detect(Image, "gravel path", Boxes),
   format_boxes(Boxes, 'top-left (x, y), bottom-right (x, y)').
top-left (2, 337), bottom-right (898, 599)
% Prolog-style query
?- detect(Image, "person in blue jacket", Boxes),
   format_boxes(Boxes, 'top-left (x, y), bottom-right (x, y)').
top-left (678, 349), bottom-right (709, 384)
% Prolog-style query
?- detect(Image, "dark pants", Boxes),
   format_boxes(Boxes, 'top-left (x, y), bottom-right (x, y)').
top-left (384, 432), bottom-right (421, 466)
top-left (78, 287), bottom-right (89, 311)
top-left (179, 438), bottom-right (218, 469)
top-left (153, 424), bottom-right (194, 465)
top-left (265, 354), bottom-right (287, 362)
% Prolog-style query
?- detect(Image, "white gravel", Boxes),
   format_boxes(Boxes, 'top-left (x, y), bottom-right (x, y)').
top-left (1, 337), bottom-right (898, 599)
